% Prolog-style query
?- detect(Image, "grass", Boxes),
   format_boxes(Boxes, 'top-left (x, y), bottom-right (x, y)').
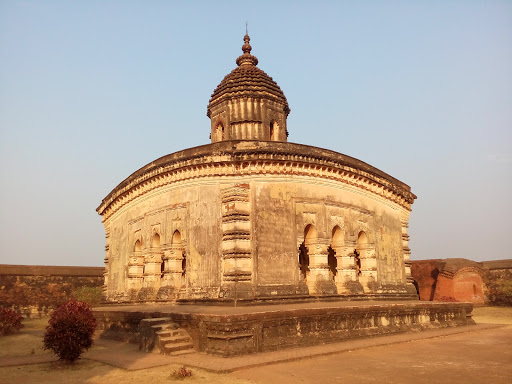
top-left (0, 317), bottom-right (51, 358)
top-left (472, 306), bottom-right (512, 324)
top-left (0, 361), bottom-right (251, 384)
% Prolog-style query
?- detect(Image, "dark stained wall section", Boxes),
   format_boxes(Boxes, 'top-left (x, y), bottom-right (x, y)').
top-left (0, 264), bottom-right (104, 317)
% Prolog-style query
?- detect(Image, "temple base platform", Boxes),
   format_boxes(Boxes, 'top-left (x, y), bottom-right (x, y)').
top-left (94, 300), bottom-right (475, 357)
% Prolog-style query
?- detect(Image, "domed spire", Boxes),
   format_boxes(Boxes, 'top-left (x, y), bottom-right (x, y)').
top-left (207, 31), bottom-right (290, 143)
top-left (236, 33), bottom-right (258, 66)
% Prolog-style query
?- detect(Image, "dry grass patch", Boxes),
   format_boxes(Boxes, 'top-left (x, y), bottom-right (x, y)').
top-left (0, 361), bottom-right (252, 384)
top-left (0, 317), bottom-right (51, 358)
top-left (472, 306), bottom-right (512, 324)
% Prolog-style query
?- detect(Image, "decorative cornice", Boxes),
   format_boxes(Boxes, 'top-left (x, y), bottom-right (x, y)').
top-left (98, 141), bottom-right (416, 221)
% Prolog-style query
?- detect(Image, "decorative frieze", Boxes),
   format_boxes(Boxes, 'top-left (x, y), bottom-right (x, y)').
top-left (98, 144), bottom-right (415, 222)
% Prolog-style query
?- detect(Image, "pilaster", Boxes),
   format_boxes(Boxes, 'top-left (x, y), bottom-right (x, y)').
top-left (307, 239), bottom-right (337, 295)
top-left (220, 184), bottom-right (253, 299)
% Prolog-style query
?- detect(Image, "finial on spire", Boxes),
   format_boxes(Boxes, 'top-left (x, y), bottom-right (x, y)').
top-left (236, 28), bottom-right (258, 66)
top-left (242, 33), bottom-right (251, 54)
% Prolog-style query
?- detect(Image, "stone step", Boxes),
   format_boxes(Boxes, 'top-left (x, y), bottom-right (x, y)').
top-left (141, 317), bottom-right (171, 326)
top-left (162, 342), bottom-right (194, 354)
top-left (169, 348), bottom-right (196, 356)
top-left (160, 335), bottom-right (191, 344)
top-left (156, 329), bottom-right (186, 337)
top-left (151, 323), bottom-right (178, 331)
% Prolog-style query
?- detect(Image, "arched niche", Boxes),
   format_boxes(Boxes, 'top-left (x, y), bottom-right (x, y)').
top-left (357, 231), bottom-right (368, 249)
top-left (152, 233), bottom-right (161, 248)
top-left (304, 224), bottom-right (317, 246)
top-left (134, 239), bottom-right (142, 252)
top-left (172, 230), bottom-right (182, 245)
top-left (216, 122), bottom-right (225, 142)
top-left (332, 226), bottom-right (344, 247)
top-left (270, 121), bottom-right (279, 141)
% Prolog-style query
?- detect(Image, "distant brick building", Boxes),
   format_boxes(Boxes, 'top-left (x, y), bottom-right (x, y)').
top-left (411, 258), bottom-right (512, 305)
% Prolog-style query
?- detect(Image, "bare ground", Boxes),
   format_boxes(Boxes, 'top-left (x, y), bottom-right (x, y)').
top-left (0, 306), bottom-right (511, 384)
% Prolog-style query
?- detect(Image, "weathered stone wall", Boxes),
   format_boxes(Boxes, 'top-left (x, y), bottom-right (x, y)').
top-left (103, 175), bottom-right (413, 302)
top-left (94, 301), bottom-right (474, 356)
top-left (0, 265), bottom-right (104, 318)
top-left (99, 141), bottom-right (416, 302)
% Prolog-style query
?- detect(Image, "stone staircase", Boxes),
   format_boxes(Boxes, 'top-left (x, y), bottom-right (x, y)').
top-left (139, 317), bottom-right (195, 355)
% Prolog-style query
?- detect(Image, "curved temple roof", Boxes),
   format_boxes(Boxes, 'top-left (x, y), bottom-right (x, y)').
top-left (207, 34), bottom-right (290, 116)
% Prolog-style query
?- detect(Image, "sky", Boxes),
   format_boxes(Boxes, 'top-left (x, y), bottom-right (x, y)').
top-left (0, 1), bottom-right (511, 267)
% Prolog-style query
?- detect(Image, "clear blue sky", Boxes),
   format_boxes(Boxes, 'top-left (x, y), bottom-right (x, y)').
top-left (1, 1), bottom-right (511, 267)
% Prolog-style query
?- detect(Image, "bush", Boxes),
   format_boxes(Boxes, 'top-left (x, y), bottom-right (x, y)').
top-left (0, 307), bottom-right (24, 335)
top-left (438, 296), bottom-right (459, 302)
top-left (43, 300), bottom-right (97, 362)
top-left (172, 366), bottom-right (192, 379)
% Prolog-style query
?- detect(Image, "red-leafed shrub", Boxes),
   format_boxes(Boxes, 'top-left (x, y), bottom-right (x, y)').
top-left (438, 296), bottom-right (459, 302)
top-left (0, 307), bottom-right (24, 335)
top-left (173, 366), bottom-right (192, 378)
top-left (43, 300), bottom-right (97, 362)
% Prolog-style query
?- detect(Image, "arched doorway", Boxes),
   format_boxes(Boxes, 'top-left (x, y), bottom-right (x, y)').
top-left (299, 224), bottom-right (317, 282)
top-left (328, 226), bottom-right (343, 281)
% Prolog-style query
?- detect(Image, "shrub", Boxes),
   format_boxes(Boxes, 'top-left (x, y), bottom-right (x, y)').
top-left (43, 300), bottom-right (97, 362)
top-left (0, 307), bottom-right (24, 335)
top-left (172, 366), bottom-right (192, 379)
top-left (438, 296), bottom-right (459, 302)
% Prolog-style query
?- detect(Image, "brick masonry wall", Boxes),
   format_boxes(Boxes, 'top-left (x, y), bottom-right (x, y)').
top-left (411, 259), bottom-right (512, 306)
top-left (0, 265), bottom-right (104, 317)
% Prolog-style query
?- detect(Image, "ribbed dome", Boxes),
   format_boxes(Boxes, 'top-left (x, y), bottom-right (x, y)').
top-left (208, 65), bottom-right (290, 113)
top-left (207, 34), bottom-right (290, 116)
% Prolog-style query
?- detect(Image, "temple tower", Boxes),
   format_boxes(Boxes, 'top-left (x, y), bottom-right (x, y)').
top-left (207, 34), bottom-right (290, 142)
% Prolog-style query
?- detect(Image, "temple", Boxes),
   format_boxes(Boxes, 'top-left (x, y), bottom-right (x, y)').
top-left (97, 34), bottom-right (418, 303)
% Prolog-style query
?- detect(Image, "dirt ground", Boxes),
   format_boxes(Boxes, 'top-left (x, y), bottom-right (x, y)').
top-left (0, 306), bottom-right (511, 384)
